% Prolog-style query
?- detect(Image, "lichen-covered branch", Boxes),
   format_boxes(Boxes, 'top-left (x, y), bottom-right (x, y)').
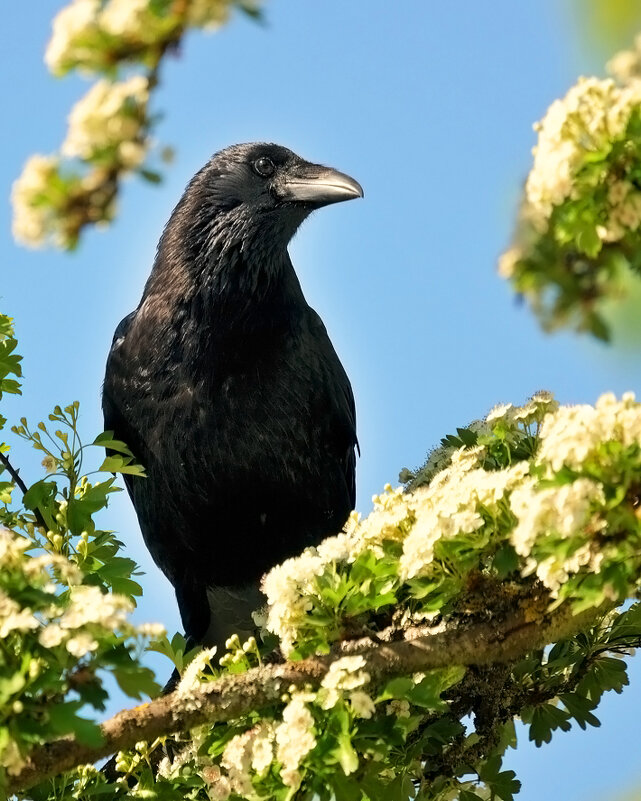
top-left (8, 597), bottom-right (603, 795)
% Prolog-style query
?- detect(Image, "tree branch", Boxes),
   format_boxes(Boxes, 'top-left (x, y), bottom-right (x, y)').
top-left (8, 598), bottom-right (606, 795)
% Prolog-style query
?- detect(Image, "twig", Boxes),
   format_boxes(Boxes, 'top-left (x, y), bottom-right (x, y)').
top-left (7, 599), bottom-right (605, 795)
top-left (0, 451), bottom-right (47, 529)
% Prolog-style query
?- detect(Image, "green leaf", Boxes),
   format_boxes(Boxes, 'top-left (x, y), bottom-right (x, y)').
top-left (333, 732), bottom-right (359, 775)
top-left (585, 312), bottom-right (611, 342)
top-left (92, 431), bottom-right (135, 456)
top-left (99, 454), bottom-right (146, 476)
top-left (330, 772), bottom-right (362, 801)
top-left (113, 663), bottom-right (160, 700)
top-left (560, 692), bottom-right (600, 730)
top-left (575, 223), bottom-right (602, 258)
top-left (139, 168), bottom-right (164, 184)
top-left (67, 479), bottom-right (119, 534)
top-left (379, 677), bottom-right (414, 702)
top-left (524, 703), bottom-right (571, 746)
top-left (48, 701), bottom-right (104, 747)
top-left (22, 480), bottom-right (57, 513)
top-left (493, 544), bottom-right (518, 577)
top-left (479, 756), bottom-right (521, 801)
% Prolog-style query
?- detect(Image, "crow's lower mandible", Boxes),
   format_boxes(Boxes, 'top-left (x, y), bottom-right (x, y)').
top-left (102, 143), bottom-right (362, 657)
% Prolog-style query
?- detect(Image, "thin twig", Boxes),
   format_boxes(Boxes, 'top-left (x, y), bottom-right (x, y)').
top-left (0, 451), bottom-right (47, 529)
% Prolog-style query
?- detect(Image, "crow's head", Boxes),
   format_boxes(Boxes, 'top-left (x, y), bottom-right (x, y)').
top-left (203, 142), bottom-right (362, 216)
top-left (164, 143), bottom-right (362, 261)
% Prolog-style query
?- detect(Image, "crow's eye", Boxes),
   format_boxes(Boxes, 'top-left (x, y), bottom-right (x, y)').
top-left (253, 157), bottom-right (275, 178)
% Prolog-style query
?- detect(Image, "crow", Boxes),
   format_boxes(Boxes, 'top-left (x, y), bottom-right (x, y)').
top-left (102, 143), bottom-right (362, 654)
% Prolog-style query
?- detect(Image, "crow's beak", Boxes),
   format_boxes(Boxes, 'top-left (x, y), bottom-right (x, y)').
top-left (278, 164), bottom-right (364, 207)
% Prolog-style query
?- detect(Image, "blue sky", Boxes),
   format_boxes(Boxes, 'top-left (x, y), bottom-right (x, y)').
top-left (3, 2), bottom-right (641, 798)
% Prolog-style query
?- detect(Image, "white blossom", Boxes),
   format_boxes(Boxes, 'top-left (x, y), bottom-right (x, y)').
top-left (261, 549), bottom-right (326, 655)
top-left (275, 692), bottom-right (316, 788)
top-left (386, 699), bottom-right (411, 719)
top-left (39, 623), bottom-right (67, 649)
top-left (537, 392), bottom-right (641, 472)
top-left (525, 76), bottom-right (641, 234)
top-left (250, 721), bottom-right (275, 775)
top-left (66, 632), bottom-right (99, 657)
top-left (176, 646), bottom-right (218, 699)
top-left (100, 0), bottom-right (154, 37)
top-left (186, 0), bottom-right (231, 30)
top-left (221, 728), bottom-right (255, 797)
top-left (510, 477), bottom-right (604, 558)
top-left (400, 462), bottom-right (529, 580)
top-left (11, 155), bottom-right (60, 248)
top-left (0, 591), bottom-right (38, 638)
top-left (136, 622), bottom-right (166, 638)
top-left (62, 77), bottom-right (150, 167)
top-left (60, 585), bottom-right (132, 630)
top-left (349, 690), bottom-right (376, 719)
top-left (203, 765), bottom-right (232, 800)
top-left (45, 0), bottom-right (100, 75)
top-left (320, 655), bottom-right (371, 709)
top-left (497, 246), bottom-right (521, 279)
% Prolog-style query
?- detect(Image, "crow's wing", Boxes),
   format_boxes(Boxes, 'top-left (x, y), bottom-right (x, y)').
top-left (306, 308), bottom-right (358, 509)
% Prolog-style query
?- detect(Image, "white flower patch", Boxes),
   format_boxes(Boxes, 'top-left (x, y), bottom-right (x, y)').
top-left (100, 0), bottom-right (154, 37)
top-left (319, 655), bottom-right (371, 710)
top-left (45, 0), bottom-right (100, 75)
top-left (65, 632), bottom-right (99, 657)
top-left (349, 690), bottom-right (376, 719)
top-left (275, 692), bottom-right (316, 788)
top-left (400, 462), bottom-right (529, 580)
top-left (526, 76), bottom-right (641, 236)
top-left (221, 727), bottom-right (257, 797)
top-left (62, 76), bottom-right (150, 167)
top-left (0, 590), bottom-right (38, 638)
top-left (608, 34), bottom-right (641, 84)
top-left (261, 549), bottom-right (327, 655)
top-left (510, 476), bottom-right (606, 595)
top-left (60, 585), bottom-right (133, 630)
top-left (0, 528), bottom-right (30, 565)
top-left (176, 646), bottom-right (218, 702)
top-left (510, 477), bottom-right (605, 559)
top-left (537, 392), bottom-right (641, 472)
top-left (10, 155), bottom-right (60, 248)
top-left (39, 623), bottom-right (67, 649)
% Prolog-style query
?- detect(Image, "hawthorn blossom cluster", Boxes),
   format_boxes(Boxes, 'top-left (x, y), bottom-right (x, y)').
top-left (499, 39), bottom-right (641, 339)
top-left (45, 0), bottom-right (236, 75)
top-left (524, 77), bottom-right (641, 235)
top-left (12, 75), bottom-right (151, 249)
top-left (11, 156), bottom-right (64, 248)
top-left (13, 0), bottom-right (257, 250)
top-left (0, 526), bottom-right (164, 776)
top-left (263, 391), bottom-right (641, 655)
top-left (62, 76), bottom-right (150, 166)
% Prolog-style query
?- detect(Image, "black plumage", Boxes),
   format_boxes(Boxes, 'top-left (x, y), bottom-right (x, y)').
top-left (102, 143), bottom-right (362, 649)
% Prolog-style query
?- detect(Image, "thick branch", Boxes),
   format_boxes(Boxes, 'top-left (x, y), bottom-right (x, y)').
top-left (8, 600), bottom-right (604, 795)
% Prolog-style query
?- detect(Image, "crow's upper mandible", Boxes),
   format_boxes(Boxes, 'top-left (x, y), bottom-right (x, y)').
top-left (102, 142), bottom-right (362, 652)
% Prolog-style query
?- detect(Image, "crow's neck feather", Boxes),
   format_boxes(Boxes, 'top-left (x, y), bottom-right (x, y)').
top-left (137, 196), bottom-right (308, 364)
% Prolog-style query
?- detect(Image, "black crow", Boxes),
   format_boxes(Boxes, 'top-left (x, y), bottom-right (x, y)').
top-left (102, 143), bottom-right (362, 652)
